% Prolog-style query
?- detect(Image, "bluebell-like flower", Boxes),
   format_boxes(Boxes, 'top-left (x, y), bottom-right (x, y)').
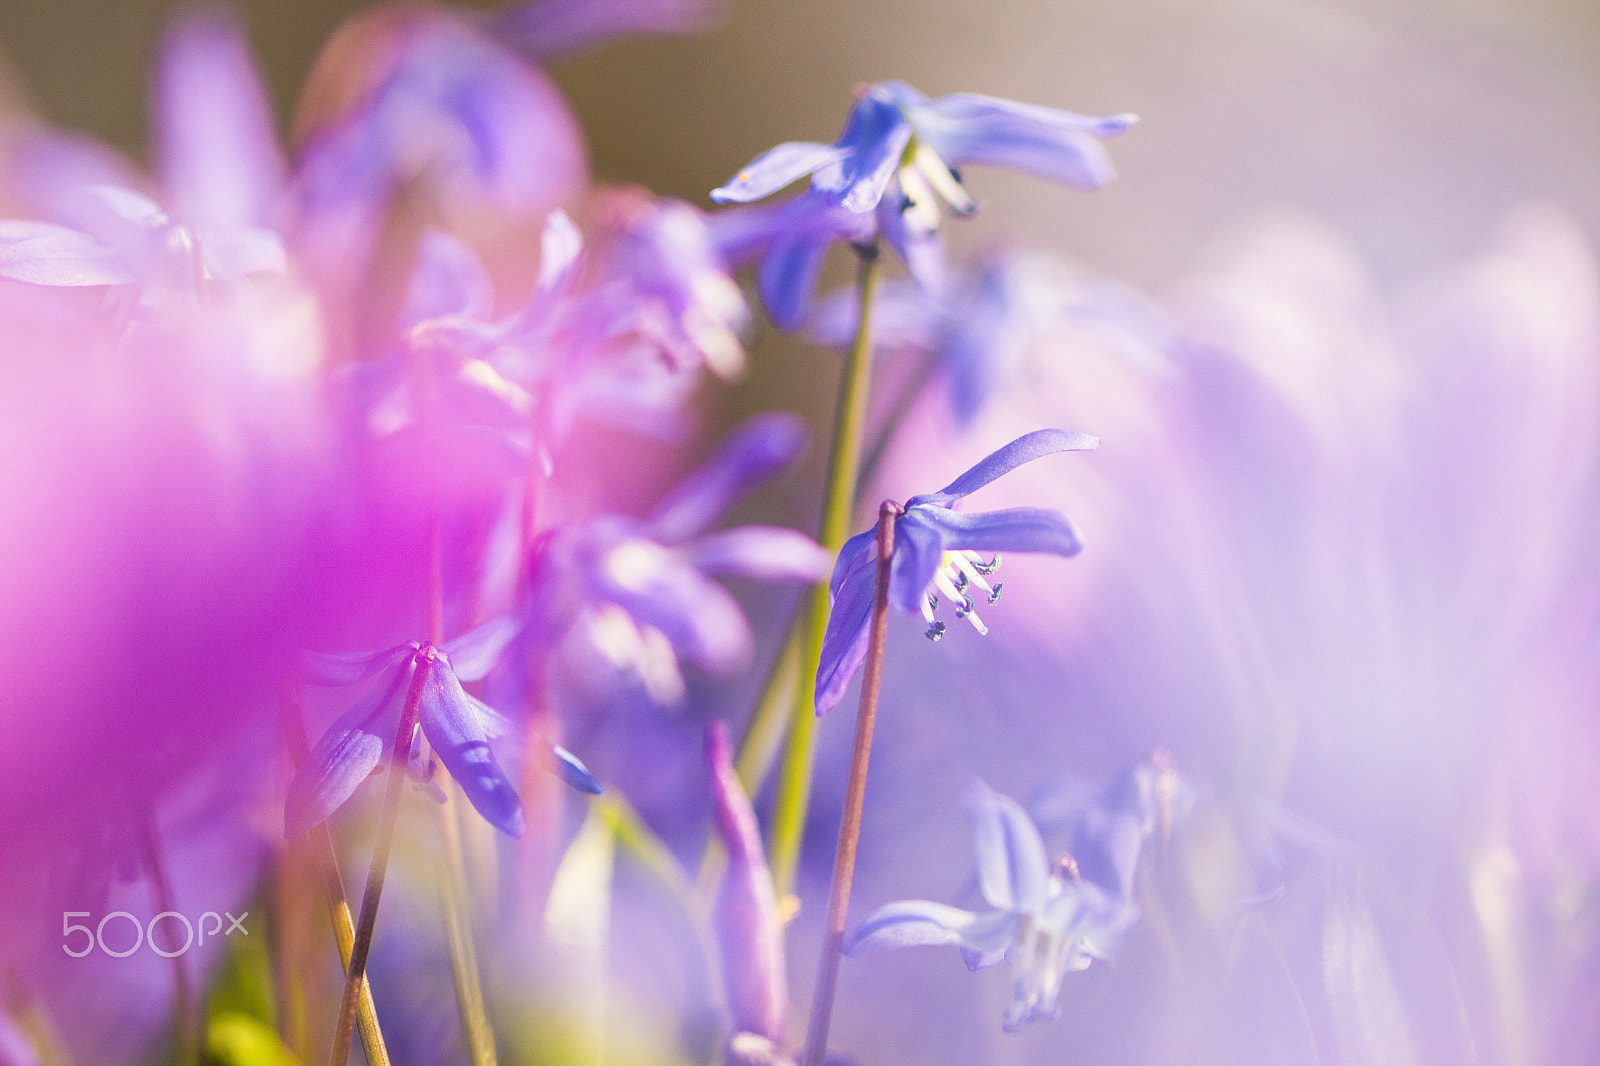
top-left (285, 616), bottom-right (600, 840)
top-left (710, 82), bottom-right (1133, 328)
top-left (814, 428), bottom-right (1097, 714)
top-left (533, 413), bottom-right (833, 705)
top-left (846, 782), bottom-right (1136, 1032)
top-left (0, 13), bottom-right (287, 297)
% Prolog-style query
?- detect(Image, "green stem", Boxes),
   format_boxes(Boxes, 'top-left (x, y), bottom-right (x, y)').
top-left (801, 501), bottom-right (899, 1066)
top-left (767, 243), bottom-right (883, 896)
top-left (327, 652), bottom-right (429, 1066)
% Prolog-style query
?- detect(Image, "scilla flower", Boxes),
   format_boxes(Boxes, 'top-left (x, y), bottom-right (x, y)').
top-left (286, 616), bottom-right (600, 840)
top-left (846, 782), bottom-right (1136, 1032)
top-left (710, 82), bottom-right (1133, 328)
top-left (814, 428), bottom-right (1096, 714)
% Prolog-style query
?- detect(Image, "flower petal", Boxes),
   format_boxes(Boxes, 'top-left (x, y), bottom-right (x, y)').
top-left (964, 781), bottom-right (1050, 914)
top-left (0, 221), bottom-right (132, 287)
top-left (440, 616), bottom-right (522, 681)
top-left (598, 540), bottom-right (754, 674)
top-left (155, 11), bottom-right (286, 233)
top-left (403, 229), bottom-right (494, 327)
top-left (684, 526), bottom-right (833, 582)
top-left (711, 142), bottom-right (851, 205)
top-left (909, 428), bottom-right (1099, 506)
top-left (758, 228), bottom-right (834, 332)
top-left (914, 506), bottom-right (1085, 558)
top-left (911, 95), bottom-right (1135, 190)
top-left (647, 412), bottom-right (808, 542)
top-left (493, 0), bottom-right (728, 61)
top-left (418, 662), bottom-right (525, 836)
top-left (844, 899), bottom-right (1016, 959)
top-left (299, 643), bottom-right (412, 687)
top-left (814, 540), bottom-right (878, 715)
top-left (284, 664), bottom-right (410, 837)
top-left (825, 94), bottom-right (913, 214)
top-left (544, 738), bottom-right (603, 794)
top-left (887, 512), bottom-right (946, 615)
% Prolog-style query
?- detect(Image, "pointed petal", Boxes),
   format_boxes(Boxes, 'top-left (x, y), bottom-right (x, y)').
top-left (156, 11), bottom-right (286, 232)
top-left (418, 663), bottom-right (525, 836)
top-left (441, 616), bottom-right (522, 681)
top-left (0, 221), bottom-right (131, 287)
top-left (298, 643), bottom-right (412, 687)
top-left (914, 505), bottom-right (1085, 558)
top-left (684, 526), bottom-right (833, 582)
top-left (284, 665), bottom-right (409, 836)
top-left (541, 736), bottom-right (603, 794)
top-left (758, 228), bottom-right (834, 332)
top-left (964, 781), bottom-right (1050, 914)
top-left (910, 428), bottom-right (1098, 506)
top-left (707, 721), bottom-right (787, 1040)
top-left (403, 229), bottom-right (493, 327)
top-left (712, 142), bottom-right (851, 204)
top-left (912, 95), bottom-right (1135, 190)
top-left (814, 541), bottom-right (878, 716)
top-left (647, 412), bottom-right (808, 542)
top-left (826, 95), bottom-right (913, 214)
top-left (536, 208), bottom-right (584, 296)
top-left (600, 542), bottom-right (754, 674)
top-left (844, 899), bottom-right (1016, 958)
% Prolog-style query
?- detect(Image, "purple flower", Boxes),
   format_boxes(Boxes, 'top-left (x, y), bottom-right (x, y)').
top-left (814, 428), bottom-right (1097, 714)
top-left (845, 782), bottom-right (1136, 1032)
top-left (285, 616), bottom-right (600, 840)
top-left (492, 0), bottom-right (730, 60)
top-left (710, 82), bottom-right (1133, 329)
top-left (533, 413), bottom-right (832, 705)
top-left (706, 720), bottom-right (788, 1053)
top-left (0, 12), bottom-right (287, 295)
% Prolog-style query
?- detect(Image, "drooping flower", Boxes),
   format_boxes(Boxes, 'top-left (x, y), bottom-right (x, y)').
top-left (846, 782), bottom-right (1136, 1032)
top-left (710, 82), bottom-right (1133, 328)
top-left (285, 616), bottom-right (600, 840)
top-left (532, 413), bottom-right (833, 707)
top-left (706, 720), bottom-right (789, 1060)
top-left (814, 428), bottom-right (1097, 714)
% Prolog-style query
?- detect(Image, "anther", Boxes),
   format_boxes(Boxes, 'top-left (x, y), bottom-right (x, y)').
top-left (988, 582), bottom-right (1004, 605)
top-left (925, 621), bottom-right (946, 641)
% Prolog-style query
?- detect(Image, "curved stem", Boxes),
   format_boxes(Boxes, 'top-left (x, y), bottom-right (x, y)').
top-left (801, 501), bottom-right (899, 1066)
top-left (767, 243), bottom-right (883, 897)
top-left (327, 653), bottom-right (429, 1066)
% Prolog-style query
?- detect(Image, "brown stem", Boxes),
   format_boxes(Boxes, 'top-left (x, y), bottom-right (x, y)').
top-left (327, 650), bottom-right (431, 1066)
top-left (801, 500), bottom-right (900, 1066)
top-left (279, 683), bottom-right (392, 1066)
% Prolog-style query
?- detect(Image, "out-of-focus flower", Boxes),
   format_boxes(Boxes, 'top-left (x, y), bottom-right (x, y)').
top-left (492, 0), bottom-right (731, 61)
top-left (815, 428), bottom-right (1096, 714)
top-left (0, 12), bottom-right (288, 301)
top-left (286, 616), bottom-right (601, 839)
top-left (847, 782), bottom-right (1135, 1032)
top-left (533, 413), bottom-right (832, 707)
top-left (291, 5), bottom-right (584, 266)
top-left (706, 720), bottom-right (789, 1058)
top-left (809, 247), bottom-right (1172, 425)
top-left (710, 82), bottom-right (1132, 329)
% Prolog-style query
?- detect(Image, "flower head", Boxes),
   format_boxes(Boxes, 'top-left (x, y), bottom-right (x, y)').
top-left (845, 782), bottom-right (1136, 1032)
top-left (533, 413), bottom-right (833, 705)
top-left (285, 616), bottom-right (600, 840)
top-left (814, 428), bottom-right (1097, 714)
top-left (710, 82), bottom-right (1133, 328)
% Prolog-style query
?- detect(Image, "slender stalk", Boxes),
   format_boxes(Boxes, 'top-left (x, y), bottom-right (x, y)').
top-left (279, 684), bottom-right (391, 1066)
top-left (768, 242), bottom-right (883, 896)
top-left (136, 808), bottom-right (195, 1066)
top-left (801, 501), bottom-right (898, 1066)
top-left (426, 517), bottom-right (501, 1066)
top-left (437, 783), bottom-right (498, 1066)
top-left (328, 652), bottom-right (429, 1066)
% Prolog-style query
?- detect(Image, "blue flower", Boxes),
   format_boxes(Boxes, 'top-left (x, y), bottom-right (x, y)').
top-left (532, 413), bottom-right (833, 705)
top-left (814, 428), bottom-right (1097, 714)
top-left (710, 82), bottom-right (1133, 329)
top-left (845, 782), bottom-right (1137, 1032)
top-left (285, 616), bottom-right (600, 840)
